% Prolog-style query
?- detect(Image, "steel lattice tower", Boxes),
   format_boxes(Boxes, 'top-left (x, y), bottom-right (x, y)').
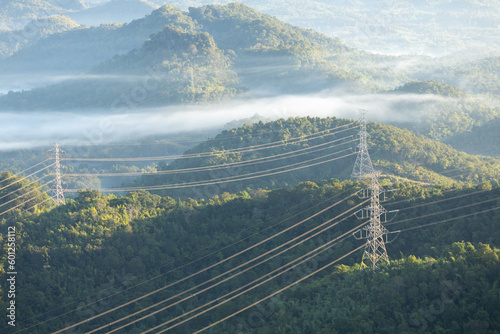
top-left (350, 110), bottom-right (397, 271)
top-left (51, 143), bottom-right (65, 205)
top-left (358, 172), bottom-right (390, 271)
top-left (351, 110), bottom-right (374, 181)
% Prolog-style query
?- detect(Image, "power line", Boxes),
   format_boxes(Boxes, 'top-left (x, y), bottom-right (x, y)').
top-left (386, 195), bottom-right (500, 228)
top-left (160, 240), bottom-right (366, 334)
top-left (385, 183), bottom-right (500, 209)
top-left (1, 197), bottom-right (54, 224)
top-left (15, 189), bottom-right (351, 333)
top-left (64, 136), bottom-right (357, 177)
top-left (0, 157), bottom-right (50, 184)
top-left (0, 180), bottom-right (54, 210)
top-left (0, 173), bottom-right (52, 202)
top-left (193, 246), bottom-right (365, 333)
top-left (187, 201), bottom-right (500, 333)
top-left (89, 199), bottom-right (368, 334)
top-left (64, 150), bottom-right (357, 193)
top-left (0, 163), bottom-right (55, 192)
top-left (0, 192), bottom-right (49, 218)
top-left (63, 123), bottom-right (357, 162)
top-left (141, 221), bottom-right (358, 334)
top-left (51, 193), bottom-right (358, 334)
top-left (394, 205), bottom-right (500, 233)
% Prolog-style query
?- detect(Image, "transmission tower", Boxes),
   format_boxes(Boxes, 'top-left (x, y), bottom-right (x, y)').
top-left (350, 110), bottom-right (398, 271)
top-left (354, 172), bottom-right (393, 271)
top-left (51, 143), bottom-right (65, 205)
top-left (351, 110), bottom-right (374, 181)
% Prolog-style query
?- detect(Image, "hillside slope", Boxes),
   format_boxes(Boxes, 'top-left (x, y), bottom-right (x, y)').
top-left (128, 116), bottom-right (500, 200)
top-left (158, 0), bottom-right (500, 56)
top-left (386, 80), bottom-right (499, 142)
top-left (0, 25), bottom-right (241, 109)
top-left (0, 15), bottom-right (81, 58)
top-left (1, 174), bottom-right (499, 333)
top-left (445, 117), bottom-right (500, 158)
top-left (0, 0), bottom-right (86, 30)
top-left (0, 3), bottom-right (405, 109)
top-left (0, 5), bottom-right (197, 74)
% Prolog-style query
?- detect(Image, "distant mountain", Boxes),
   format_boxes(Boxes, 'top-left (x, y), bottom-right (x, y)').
top-left (0, 15), bottom-right (81, 57)
top-left (152, 0), bottom-right (500, 56)
top-left (0, 3), bottom-right (404, 110)
top-left (393, 80), bottom-right (466, 98)
top-left (0, 0), bottom-right (86, 30)
top-left (4, 3), bottom-right (498, 114)
top-left (3, 0), bottom-right (498, 57)
top-left (411, 56), bottom-right (500, 96)
top-left (0, 25), bottom-right (241, 109)
top-left (187, 3), bottom-right (374, 95)
top-left (0, 5), bottom-right (197, 74)
top-left (383, 80), bottom-right (500, 143)
top-left (68, 0), bottom-right (159, 26)
top-left (445, 117), bottom-right (500, 158)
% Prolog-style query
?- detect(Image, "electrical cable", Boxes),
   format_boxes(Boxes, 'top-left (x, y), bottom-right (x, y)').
top-left (385, 196), bottom-right (500, 227)
top-left (51, 192), bottom-right (358, 334)
top-left (15, 189), bottom-right (351, 333)
top-left (0, 174), bottom-right (52, 202)
top-left (89, 199), bottom-right (367, 334)
top-left (0, 179), bottom-right (54, 209)
top-left (0, 157), bottom-right (51, 184)
top-left (0, 192), bottom-right (49, 217)
top-left (64, 136), bottom-right (357, 177)
top-left (158, 239), bottom-right (366, 333)
top-left (64, 123), bottom-right (357, 162)
top-left (0, 163), bottom-right (55, 192)
top-left (65, 151), bottom-right (357, 193)
top-left (393, 205), bottom-right (500, 233)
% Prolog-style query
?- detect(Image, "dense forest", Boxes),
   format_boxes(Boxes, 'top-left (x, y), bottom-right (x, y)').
top-left (0, 4), bottom-right (196, 73)
top-left (1, 1), bottom-right (499, 333)
top-left (0, 15), bottom-right (81, 57)
top-left (1, 171), bottom-right (499, 333)
top-left (0, 0), bottom-right (86, 30)
top-left (127, 116), bottom-right (500, 200)
top-left (445, 117), bottom-right (500, 158)
top-left (1, 116), bottom-right (499, 332)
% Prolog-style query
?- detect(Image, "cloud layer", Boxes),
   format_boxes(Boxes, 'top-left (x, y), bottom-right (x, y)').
top-left (0, 90), bottom-right (449, 151)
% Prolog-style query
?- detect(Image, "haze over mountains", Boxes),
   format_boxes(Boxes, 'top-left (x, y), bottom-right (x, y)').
top-left (0, 2), bottom-right (499, 159)
top-left (2, 0), bottom-right (499, 55)
top-left (1, 2), bottom-right (500, 333)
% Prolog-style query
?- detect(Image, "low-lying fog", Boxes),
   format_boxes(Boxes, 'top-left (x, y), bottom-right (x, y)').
top-left (0, 91), bottom-right (450, 151)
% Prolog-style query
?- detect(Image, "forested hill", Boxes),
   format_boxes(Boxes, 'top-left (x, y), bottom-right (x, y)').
top-left (0, 25), bottom-right (241, 109)
top-left (445, 117), bottom-right (500, 158)
top-left (67, 0), bottom-right (159, 27)
top-left (0, 0), bottom-right (86, 30)
top-left (392, 80), bottom-right (466, 98)
top-left (132, 116), bottom-right (500, 199)
top-left (188, 2), bottom-right (344, 52)
top-left (0, 4), bottom-right (198, 72)
top-left (1, 172), bottom-right (499, 333)
top-left (0, 15), bottom-right (81, 58)
top-left (0, 3), bottom-right (404, 110)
